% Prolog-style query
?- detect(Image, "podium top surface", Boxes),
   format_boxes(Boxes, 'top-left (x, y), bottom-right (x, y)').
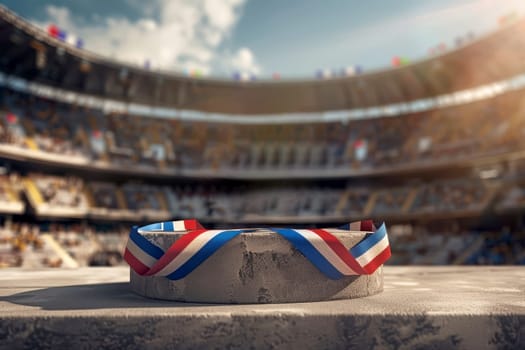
top-left (1, 266), bottom-right (524, 317)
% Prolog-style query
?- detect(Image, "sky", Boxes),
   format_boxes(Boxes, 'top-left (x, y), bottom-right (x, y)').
top-left (1, 0), bottom-right (524, 79)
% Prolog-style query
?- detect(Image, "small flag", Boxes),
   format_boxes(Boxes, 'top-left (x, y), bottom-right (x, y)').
top-left (47, 24), bottom-right (59, 38)
top-left (343, 66), bottom-right (356, 77)
top-left (6, 113), bottom-right (17, 124)
top-left (92, 130), bottom-right (102, 139)
top-left (233, 72), bottom-right (250, 81)
top-left (66, 34), bottom-right (77, 46)
top-left (354, 139), bottom-right (367, 161)
top-left (391, 56), bottom-right (401, 67)
top-left (57, 30), bottom-right (67, 41)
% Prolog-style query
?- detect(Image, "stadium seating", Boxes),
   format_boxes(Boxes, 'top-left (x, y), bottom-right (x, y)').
top-left (0, 171), bottom-right (519, 225)
top-left (2, 86), bottom-right (525, 175)
top-left (0, 5), bottom-right (524, 268)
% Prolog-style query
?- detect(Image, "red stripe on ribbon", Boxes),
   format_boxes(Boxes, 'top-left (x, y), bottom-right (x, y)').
top-left (362, 246), bottom-right (391, 274)
top-left (360, 220), bottom-right (375, 232)
top-left (184, 219), bottom-right (204, 230)
top-left (124, 248), bottom-right (150, 275)
top-left (145, 229), bottom-right (207, 276)
top-left (311, 228), bottom-right (367, 275)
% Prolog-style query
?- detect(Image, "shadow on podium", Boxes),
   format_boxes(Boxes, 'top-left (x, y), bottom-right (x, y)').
top-left (1, 282), bottom-right (210, 310)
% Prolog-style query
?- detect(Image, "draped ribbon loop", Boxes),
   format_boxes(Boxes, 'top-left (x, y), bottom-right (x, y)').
top-left (124, 219), bottom-right (391, 280)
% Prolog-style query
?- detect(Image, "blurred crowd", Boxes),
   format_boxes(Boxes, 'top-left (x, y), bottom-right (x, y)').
top-left (1, 86), bottom-right (525, 173)
top-left (0, 172), bottom-right (501, 222)
top-left (0, 221), bottom-right (127, 268)
top-left (390, 226), bottom-right (525, 265)
top-left (1, 85), bottom-right (525, 268)
top-left (465, 229), bottom-right (525, 265)
top-left (33, 175), bottom-right (87, 208)
top-left (0, 169), bottom-right (523, 268)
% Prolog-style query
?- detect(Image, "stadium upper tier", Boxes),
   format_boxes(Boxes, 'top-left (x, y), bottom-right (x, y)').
top-left (1, 6), bottom-right (525, 114)
top-left (0, 84), bottom-right (524, 179)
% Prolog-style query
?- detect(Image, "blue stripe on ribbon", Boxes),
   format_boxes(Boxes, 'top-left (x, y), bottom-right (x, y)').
top-left (350, 223), bottom-right (387, 258)
top-left (130, 227), bottom-right (164, 259)
top-left (272, 228), bottom-right (343, 280)
top-left (166, 230), bottom-right (244, 280)
top-left (139, 222), bottom-right (163, 232)
top-left (338, 223), bottom-right (350, 230)
top-left (163, 221), bottom-right (174, 232)
top-left (140, 221), bottom-right (175, 232)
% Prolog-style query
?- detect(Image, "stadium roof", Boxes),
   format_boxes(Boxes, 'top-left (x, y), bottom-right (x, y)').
top-left (0, 5), bottom-right (524, 115)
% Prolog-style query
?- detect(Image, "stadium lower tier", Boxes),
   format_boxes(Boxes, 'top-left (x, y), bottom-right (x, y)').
top-left (0, 169), bottom-right (525, 267)
top-left (1, 85), bottom-right (525, 176)
top-left (1, 170), bottom-right (525, 269)
top-left (1, 216), bottom-right (523, 269)
top-left (0, 220), bottom-right (127, 268)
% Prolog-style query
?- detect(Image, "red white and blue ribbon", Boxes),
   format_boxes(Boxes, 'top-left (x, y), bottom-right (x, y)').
top-left (124, 219), bottom-right (391, 280)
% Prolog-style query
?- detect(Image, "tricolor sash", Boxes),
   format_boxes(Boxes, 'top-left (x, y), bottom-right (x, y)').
top-left (124, 219), bottom-right (390, 280)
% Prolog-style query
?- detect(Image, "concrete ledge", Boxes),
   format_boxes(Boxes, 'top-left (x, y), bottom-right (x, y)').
top-left (1, 267), bottom-right (524, 349)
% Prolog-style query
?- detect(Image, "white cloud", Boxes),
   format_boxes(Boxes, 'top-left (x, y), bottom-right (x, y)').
top-left (45, 5), bottom-right (74, 28)
top-left (230, 47), bottom-right (261, 75)
top-left (203, 0), bottom-right (244, 30)
top-left (32, 0), bottom-right (253, 75)
top-left (137, 19), bottom-right (157, 32)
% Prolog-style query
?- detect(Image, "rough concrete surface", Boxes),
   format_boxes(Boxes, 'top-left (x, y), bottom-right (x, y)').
top-left (132, 229), bottom-right (382, 303)
top-left (0, 266), bottom-right (524, 349)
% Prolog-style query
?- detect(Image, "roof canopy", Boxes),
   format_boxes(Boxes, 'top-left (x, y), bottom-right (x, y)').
top-left (0, 6), bottom-right (524, 115)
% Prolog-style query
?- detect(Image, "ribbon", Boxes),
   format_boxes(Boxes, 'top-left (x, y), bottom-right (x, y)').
top-left (124, 219), bottom-right (390, 280)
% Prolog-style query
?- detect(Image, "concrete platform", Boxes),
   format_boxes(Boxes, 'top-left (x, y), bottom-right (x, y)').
top-left (1, 266), bottom-right (524, 349)
top-left (132, 229), bottom-right (383, 303)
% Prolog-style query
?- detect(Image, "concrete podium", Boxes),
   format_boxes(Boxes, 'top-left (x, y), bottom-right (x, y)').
top-left (1, 266), bottom-right (524, 349)
top-left (131, 228), bottom-right (383, 303)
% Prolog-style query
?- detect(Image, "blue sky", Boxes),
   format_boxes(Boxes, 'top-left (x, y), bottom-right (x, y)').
top-left (1, 0), bottom-right (523, 79)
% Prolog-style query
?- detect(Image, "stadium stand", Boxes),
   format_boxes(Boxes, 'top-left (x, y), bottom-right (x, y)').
top-left (24, 174), bottom-right (89, 217)
top-left (1, 85), bottom-right (525, 176)
top-left (0, 5), bottom-right (524, 268)
top-left (0, 173), bottom-right (24, 214)
top-left (0, 172), bottom-right (514, 224)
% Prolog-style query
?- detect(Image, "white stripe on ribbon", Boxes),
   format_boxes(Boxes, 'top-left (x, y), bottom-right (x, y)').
top-left (355, 234), bottom-right (389, 267)
top-left (126, 237), bottom-right (158, 268)
top-left (173, 220), bottom-right (186, 231)
top-left (154, 230), bottom-right (225, 276)
top-left (349, 222), bottom-right (361, 231)
top-left (295, 229), bottom-right (358, 275)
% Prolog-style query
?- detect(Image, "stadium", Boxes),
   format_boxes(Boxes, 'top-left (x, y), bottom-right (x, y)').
top-left (1, 2), bottom-right (525, 348)
top-left (0, 4), bottom-right (524, 269)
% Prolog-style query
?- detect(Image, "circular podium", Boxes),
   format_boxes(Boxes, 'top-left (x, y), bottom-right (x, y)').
top-left (130, 228), bottom-right (384, 304)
